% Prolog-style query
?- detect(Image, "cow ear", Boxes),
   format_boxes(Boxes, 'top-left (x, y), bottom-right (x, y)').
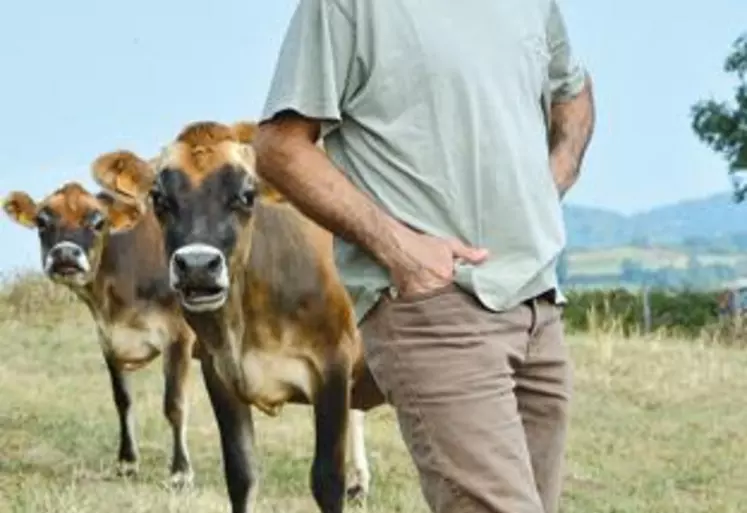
top-left (91, 150), bottom-right (155, 209)
top-left (232, 121), bottom-right (259, 145)
top-left (2, 191), bottom-right (38, 229)
top-left (95, 191), bottom-right (143, 233)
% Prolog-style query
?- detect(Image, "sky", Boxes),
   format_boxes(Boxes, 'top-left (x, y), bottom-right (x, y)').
top-left (0, 0), bottom-right (745, 272)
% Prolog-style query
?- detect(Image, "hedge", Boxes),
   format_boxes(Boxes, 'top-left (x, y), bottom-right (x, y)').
top-left (561, 287), bottom-right (724, 337)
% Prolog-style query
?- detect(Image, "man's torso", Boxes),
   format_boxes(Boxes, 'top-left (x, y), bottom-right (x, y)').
top-left (321, 0), bottom-right (567, 322)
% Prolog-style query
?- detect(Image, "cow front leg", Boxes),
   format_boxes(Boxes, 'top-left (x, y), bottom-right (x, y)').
top-left (163, 329), bottom-right (196, 489)
top-left (311, 361), bottom-right (350, 513)
top-left (200, 352), bottom-right (259, 513)
top-left (103, 353), bottom-right (139, 477)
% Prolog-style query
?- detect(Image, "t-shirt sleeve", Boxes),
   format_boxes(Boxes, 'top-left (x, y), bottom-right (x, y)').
top-left (546, 1), bottom-right (587, 102)
top-left (260, 0), bottom-right (362, 135)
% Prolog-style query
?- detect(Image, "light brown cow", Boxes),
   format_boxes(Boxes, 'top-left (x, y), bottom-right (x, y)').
top-left (92, 120), bottom-right (386, 513)
top-left (2, 182), bottom-right (198, 488)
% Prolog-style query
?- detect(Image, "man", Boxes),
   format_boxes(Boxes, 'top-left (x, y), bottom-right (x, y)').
top-left (254, 1), bottom-right (595, 512)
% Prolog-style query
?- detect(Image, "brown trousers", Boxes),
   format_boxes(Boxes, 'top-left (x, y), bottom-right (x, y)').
top-left (359, 283), bottom-right (572, 513)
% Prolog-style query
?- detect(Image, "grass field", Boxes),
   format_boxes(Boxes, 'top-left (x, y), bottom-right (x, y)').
top-left (1, 275), bottom-right (746, 512)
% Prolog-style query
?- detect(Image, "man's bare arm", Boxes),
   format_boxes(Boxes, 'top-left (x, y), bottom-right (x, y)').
top-left (254, 113), bottom-right (488, 293)
top-left (549, 74), bottom-right (596, 197)
top-left (254, 113), bottom-right (415, 271)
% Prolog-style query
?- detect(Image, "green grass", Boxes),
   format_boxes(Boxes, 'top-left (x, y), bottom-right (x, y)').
top-left (1, 274), bottom-right (746, 512)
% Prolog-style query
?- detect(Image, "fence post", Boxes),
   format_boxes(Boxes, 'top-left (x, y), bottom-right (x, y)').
top-left (642, 286), bottom-right (652, 333)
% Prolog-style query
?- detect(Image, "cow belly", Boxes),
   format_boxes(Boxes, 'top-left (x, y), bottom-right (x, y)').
top-left (105, 320), bottom-right (169, 367)
top-left (234, 351), bottom-right (315, 416)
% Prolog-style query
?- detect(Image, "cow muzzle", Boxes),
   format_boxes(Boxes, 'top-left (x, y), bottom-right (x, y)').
top-left (44, 242), bottom-right (91, 284)
top-left (169, 243), bottom-right (229, 312)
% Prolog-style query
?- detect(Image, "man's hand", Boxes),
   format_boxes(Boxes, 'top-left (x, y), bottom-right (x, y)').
top-left (549, 74), bottom-right (595, 198)
top-left (384, 225), bottom-right (489, 299)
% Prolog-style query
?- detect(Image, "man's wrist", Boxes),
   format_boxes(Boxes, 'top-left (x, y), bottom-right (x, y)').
top-left (366, 215), bottom-right (410, 271)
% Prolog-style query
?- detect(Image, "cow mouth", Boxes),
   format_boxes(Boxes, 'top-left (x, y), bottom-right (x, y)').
top-left (179, 285), bottom-right (228, 311)
top-left (49, 262), bottom-right (87, 278)
top-left (55, 265), bottom-right (83, 275)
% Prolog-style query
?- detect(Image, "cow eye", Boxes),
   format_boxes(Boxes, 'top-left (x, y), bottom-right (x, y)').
top-left (35, 210), bottom-right (52, 231)
top-left (232, 184), bottom-right (255, 211)
top-left (89, 211), bottom-right (106, 231)
top-left (150, 186), bottom-right (171, 214)
top-left (240, 188), bottom-right (255, 206)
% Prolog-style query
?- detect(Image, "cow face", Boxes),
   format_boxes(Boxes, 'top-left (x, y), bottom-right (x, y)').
top-left (92, 121), bottom-right (267, 313)
top-left (2, 182), bottom-right (140, 287)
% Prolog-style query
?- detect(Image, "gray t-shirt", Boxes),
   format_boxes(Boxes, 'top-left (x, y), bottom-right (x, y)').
top-left (260, 0), bottom-right (588, 323)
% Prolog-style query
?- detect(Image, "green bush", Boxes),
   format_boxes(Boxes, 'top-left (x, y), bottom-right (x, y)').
top-left (562, 287), bottom-right (723, 337)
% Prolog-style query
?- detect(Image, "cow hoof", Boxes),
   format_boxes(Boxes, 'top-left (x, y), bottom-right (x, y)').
top-left (115, 460), bottom-right (139, 478)
top-left (346, 483), bottom-right (368, 504)
top-left (169, 470), bottom-right (195, 491)
top-left (346, 466), bottom-right (370, 504)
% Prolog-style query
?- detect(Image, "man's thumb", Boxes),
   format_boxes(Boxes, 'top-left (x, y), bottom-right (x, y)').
top-left (449, 239), bottom-right (489, 263)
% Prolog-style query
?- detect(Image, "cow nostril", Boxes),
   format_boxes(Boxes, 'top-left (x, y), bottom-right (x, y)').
top-left (206, 254), bottom-right (222, 273)
top-left (173, 254), bottom-right (187, 273)
top-left (71, 246), bottom-right (83, 258)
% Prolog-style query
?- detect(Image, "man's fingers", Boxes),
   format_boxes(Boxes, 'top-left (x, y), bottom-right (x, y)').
top-left (448, 239), bottom-right (489, 263)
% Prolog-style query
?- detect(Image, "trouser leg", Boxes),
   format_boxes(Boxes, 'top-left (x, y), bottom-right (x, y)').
top-left (515, 298), bottom-right (573, 513)
top-left (359, 284), bottom-right (547, 513)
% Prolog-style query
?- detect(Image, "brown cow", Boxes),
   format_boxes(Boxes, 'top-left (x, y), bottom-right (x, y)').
top-left (2, 182), bottom-right (198, 488)
top-left (92, 120), bottom-right (385, 513)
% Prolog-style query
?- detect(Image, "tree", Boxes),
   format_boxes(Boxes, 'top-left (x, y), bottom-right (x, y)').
top-left (690, 32), bottom-right (747, 201)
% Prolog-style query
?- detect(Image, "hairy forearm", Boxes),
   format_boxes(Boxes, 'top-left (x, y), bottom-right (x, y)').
top-left (549, 75), bottom-right (595, 197)
top-left (254, 124), bottom-right (406, 269)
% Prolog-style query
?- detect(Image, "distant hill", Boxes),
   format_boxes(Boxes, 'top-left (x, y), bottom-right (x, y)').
top-left (563, 192), bottom-right (747, 251)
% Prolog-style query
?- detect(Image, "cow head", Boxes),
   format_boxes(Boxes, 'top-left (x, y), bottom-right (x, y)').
top-left (2, 182), bottom-right (141, 287)
top-left (92, 120), bottom-right (275, 313)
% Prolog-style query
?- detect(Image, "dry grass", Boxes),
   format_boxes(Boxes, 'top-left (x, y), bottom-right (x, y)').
top-left (1, 274), bottom-right (746, 512)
